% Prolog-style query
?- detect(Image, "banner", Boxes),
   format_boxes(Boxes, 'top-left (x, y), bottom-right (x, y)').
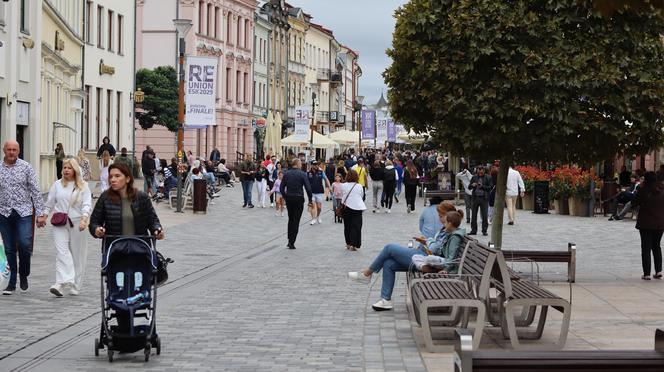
top-left (294, 106), bottom-right (310, 141)
top-left (387, 119), bottom-right (396, 142)
top-left (376, 118), bottom-right (388, 144)
top-left (185, 56), bottom-right (218, 128)
top-left (361, 110), bottom-right (375, 140)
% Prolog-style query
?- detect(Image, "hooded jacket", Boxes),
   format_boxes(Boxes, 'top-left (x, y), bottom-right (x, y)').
top-left (438, 228), bottom-right (467, 274)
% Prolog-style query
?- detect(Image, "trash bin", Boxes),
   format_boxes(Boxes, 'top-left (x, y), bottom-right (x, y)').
top-left (601, 180), bottom-right (618, 215)
top-left (533, 180), bottom-right (550, 214)
top-left (193, 179), bottom-right (207, 214)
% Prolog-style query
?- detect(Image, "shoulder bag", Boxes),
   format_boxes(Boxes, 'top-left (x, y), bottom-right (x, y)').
top-left (335, 183), bottom-right (357, 217)
top-left (51, 186), bottom-right (76, 228)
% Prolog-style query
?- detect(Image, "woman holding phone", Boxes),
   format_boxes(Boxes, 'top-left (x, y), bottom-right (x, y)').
top-left (348, 202), bottom-right (458, 311)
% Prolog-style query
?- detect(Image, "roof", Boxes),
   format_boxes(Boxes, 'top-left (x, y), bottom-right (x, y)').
top-left (309, 22), bottom-right (334, 37)
top-left (375, 92), bottom-right (388, 108)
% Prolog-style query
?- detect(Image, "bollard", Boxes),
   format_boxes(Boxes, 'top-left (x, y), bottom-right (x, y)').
top-left (192, 179), bottom-right (207, 214)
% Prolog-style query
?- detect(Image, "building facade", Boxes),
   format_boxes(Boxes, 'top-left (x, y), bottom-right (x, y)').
top-left (40, 0), bottom-right (84, 189)
top-left (0, 0), bottom-right (42, 170)
top-left (339, 45), bottom-right (360, 131)
top-left (260, 0), bottom-right (288, 128)
top-left (286, 6), bottom-right (308, 125)
top-left (253, 7), bottom-right (270, 155)
top-left (83, 0), bottom-right (135, 177)
top-left (136, 0), bottom-right (257, 163)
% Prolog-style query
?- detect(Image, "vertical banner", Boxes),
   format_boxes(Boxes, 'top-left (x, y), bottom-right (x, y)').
top-left (185, 56), bottom-right (218, 128)
top-left (387, 119), bottom-right (397, 142)
top-left (376, 118), bottom-right (388, 144)
top-left (294, 106), bottom-right (310, 142)
top-left (361, 110), bottom-right (376, 140)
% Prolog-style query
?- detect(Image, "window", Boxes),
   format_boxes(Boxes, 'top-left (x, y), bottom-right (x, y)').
top-left (207, 3), bottom-right (212, 36)
top-left (236, 71), bottom-right (241, 102)
top-left (214, 7), bottom-right (219, 38)
top-left (253, 35), bottom-right (257, 61)
top-left (244, 73), bottom-right (249, 104)
top-left (226, 12), bottom-right (232, 43)
top-left (85, 1), bottom-right (92, 43)
top-left (245, 19), bottom-right (249, 49)
top-left (116, 92), bottom-right (122, 146)
top-left (97, 5), bottom-right (103, 48)
top-left (236, 16), bottom-right (241, 47)
top-left (253, 81), bottom-right (256, 105)
top-left (96, 88), bottom-right (102, 146)
top-left (198, 1), bottom-right (204, 34)
top-left (107, 10), bottom-right (114, 51)
top-left (117, 15), bottom-right (123, 54)
top-left (84, 85), bottom-right (90, 149)
top-left (106, 90), bottom-right (112, 141)
top-left (20, 0), bottom-right (28, 33)
top-left (225, 68), bottom-right (231, 100)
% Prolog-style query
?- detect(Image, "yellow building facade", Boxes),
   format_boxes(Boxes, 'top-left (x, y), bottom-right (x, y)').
top-left (286, 7), bottom-right (308, 124)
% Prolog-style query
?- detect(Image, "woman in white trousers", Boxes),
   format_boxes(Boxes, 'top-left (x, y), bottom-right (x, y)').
top-left (43, 158), bottom-right (92, 296)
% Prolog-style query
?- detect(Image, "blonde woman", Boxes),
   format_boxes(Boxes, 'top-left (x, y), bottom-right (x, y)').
top-left (100, 150), bottom-right (112, 192)
top-left (43, 158), bottom-right (92, 296)
top-left (76, 149), bottom-right (91, 181)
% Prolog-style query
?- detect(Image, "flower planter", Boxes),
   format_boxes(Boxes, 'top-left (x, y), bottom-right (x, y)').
top-left (554, 198), bottom-right (569, 215)
top-left (521, 192), bottom-right (534, 210)
top-left (568, 196), bottom-right (590, 217)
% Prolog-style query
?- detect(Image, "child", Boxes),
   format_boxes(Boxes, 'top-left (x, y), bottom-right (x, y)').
top-left (269, 171), bottom-right (285, 216)
top-left (332, 174), bottom-right (344, 223)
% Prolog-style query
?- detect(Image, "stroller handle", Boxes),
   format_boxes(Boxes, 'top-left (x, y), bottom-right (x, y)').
top-left (102, 235), bottom-right (158, 244)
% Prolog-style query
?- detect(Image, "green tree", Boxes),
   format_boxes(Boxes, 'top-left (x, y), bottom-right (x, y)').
top-left (135, 66), bottom-right (178, 132)
top-left (384, 0), bottom-right (664, 248)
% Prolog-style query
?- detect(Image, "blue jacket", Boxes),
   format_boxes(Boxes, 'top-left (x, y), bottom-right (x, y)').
top-left (419, 205), bottom-right (443, 239)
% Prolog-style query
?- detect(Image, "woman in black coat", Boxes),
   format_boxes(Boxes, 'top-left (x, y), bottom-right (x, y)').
top-left (632, 171), bottom-right (664, 280)
top-left (89, 163), bottom-right (164, 241)
top-left (96, 136), bottom-right (116, 159)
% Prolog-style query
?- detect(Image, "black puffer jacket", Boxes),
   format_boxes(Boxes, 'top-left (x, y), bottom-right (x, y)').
top-left (89, 190), bottom-right (162, 238)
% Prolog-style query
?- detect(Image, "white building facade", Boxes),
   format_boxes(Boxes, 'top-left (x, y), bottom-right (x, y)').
top-left (82, 0), bottom-right (136, 168)
top-left (0, 0), bottom-right (42, 171)
top-left (253, 9), bottom-right (270, 155)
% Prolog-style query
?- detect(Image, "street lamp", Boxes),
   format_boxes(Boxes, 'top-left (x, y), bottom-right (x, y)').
top-left (354, 95), bottom-right (364, 149)
top-left (310, 91), bottom-right (317, 160)
top-left (173, 18), bottom-right (192, 213)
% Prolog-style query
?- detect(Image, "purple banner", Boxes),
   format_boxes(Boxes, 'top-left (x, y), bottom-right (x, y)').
top-left (361, 110), bottom-right (376, 140)
top-left (387, 119), bottom-right (396, 142)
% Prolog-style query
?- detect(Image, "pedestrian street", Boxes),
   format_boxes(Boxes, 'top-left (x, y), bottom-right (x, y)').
top-left (1, 185), bottom-right (663, 371)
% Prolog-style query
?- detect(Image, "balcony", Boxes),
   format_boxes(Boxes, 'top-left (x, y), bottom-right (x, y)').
top-left (316, 111), bottom-right (330, 123)
top-left (317, 68), bottom-right (331, 81)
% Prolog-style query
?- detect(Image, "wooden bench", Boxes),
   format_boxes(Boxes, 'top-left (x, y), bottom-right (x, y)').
top-left (501, 242), bottom-right (577, 283)
top-left (453, 328), bottom-right (664, 371)
top-left (423, 189), bottom-right (457, 205)
top-left (409, 239), bottom-right (496, 351)
top-left (490, 250), bottom-right (572, 349)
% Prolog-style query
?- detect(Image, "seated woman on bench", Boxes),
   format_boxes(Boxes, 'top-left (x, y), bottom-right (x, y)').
top-left (348, 203), bottom-right (466, 311)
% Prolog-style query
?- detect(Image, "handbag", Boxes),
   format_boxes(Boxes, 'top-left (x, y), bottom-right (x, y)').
top-left (155, 251), bottom-right (174, 286)
top-left (51, 187), bottom-right (76, 227)
top-left (335, 183), bottom-right (357, 217)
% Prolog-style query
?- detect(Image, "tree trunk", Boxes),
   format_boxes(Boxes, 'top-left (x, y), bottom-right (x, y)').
top-left (490, 159), bottom-right (511, 249)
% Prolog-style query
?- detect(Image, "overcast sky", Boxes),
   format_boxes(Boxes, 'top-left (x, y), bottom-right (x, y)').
top-left (287, 0), bottom-right (408, 106)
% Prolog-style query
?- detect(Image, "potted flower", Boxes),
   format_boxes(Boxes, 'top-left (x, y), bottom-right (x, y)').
top-left (514, 166), bottom-right (548, 210)
top-left (568, 171), bottom-right (594, 217)
top-left (550, 167), bottom-right (574, 215)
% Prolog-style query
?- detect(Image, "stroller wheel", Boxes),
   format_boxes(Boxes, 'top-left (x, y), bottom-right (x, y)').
top-left (144, 343), bottom-right (151, 362)
top-left (107, 349), bottom-right (114, 363)
top-left (94, 338), bottom-right (99, 356)
top-left (156, 337), bottom-right (161, 355)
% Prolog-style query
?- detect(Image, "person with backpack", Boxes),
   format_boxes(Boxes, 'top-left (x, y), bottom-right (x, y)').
top-left (382, 160), bottom-right (398, 213)
top-left (369, 160), bottom-right (385, 213)
top-left (469, 166), bottom-right (493, 236)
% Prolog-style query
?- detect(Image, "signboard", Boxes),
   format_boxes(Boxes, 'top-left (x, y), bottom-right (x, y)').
top-left (330, 111), bottom-right (338, 122)
top-left (256, 117), bottom-right (266, 128)
top-left (185, 56), bottom-right (218, 128)
top-left (294, 106), bottom-right (310, 141)
top-left (387, 119), bottom-right (396, 142)
top-left (376, 118), bottom-right (388, 143)
top-left (361, 110), bottom-right (375, 140)
top-left (16, 102), bottom-right (29, 126)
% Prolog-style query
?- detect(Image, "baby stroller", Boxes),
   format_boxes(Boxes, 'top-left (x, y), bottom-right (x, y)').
top-left (94, 236), bottom-right (161, 362)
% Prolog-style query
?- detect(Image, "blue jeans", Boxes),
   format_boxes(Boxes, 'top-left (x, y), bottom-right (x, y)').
top-left (369, 243), bottom-right (426, 300)
top-left (241, 180), bottom-right (254, 206)
top-left (0, 210), bottom-right (34, 289)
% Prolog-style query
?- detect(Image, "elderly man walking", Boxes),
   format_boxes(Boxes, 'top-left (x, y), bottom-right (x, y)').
top-left (505, 165), bottom-right (525, 225)
top-left (0, 140), bottom-right (47, 295)
top-left (280, 159), bottom-right (312, 250)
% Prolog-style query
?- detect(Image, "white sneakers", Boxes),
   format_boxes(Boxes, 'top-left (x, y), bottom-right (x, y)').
top-left (275, 212), bottom-right (280, 217)
top-left (348, 271), bottom-right (371, 282)
top-left (385, 209), bottom-right (391, 214)
top-left (310, 217), bottom-right (322, 225)
top-left (372, 299), bottom-right (393, 311)
top-left (49, 284), bottom-right (64, 297)
top-left (69, 287), bottom-right (79, 296)
top-left (270, 203), bottom-right (275, 207)
top-left (317, 217), bottom-right (322, 224)
top-left (310, 219), bottom-right (316, 225)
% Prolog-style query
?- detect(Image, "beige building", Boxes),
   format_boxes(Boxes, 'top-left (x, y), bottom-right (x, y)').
top-left (286, 5), bottom-right (308, 125)
top-left (259, 0), bottom-right (289, 124)
top-left (40, 0), bottom-right (84, 189)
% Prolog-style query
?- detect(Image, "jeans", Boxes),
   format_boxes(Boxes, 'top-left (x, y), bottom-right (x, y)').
top-left (241, 180), bottom-right (254, 206)
top-left (396, 181), bottom-right (403, 197)
top-left (372, 180), bottom-right (383, 209)
top-left (639, 229), bottom-right (663, 276)
top-left (285, 195), bottom-right (305, 245)
top-left (463, 194), bottom-right (472, 221)
top-left (343, 207), bottom-right (363, 248)
top-left (369, 243), bottom-right (426, 300)
top-left (143, 173), bottom-right (153, 193)
top-left (0, 210), bottom-right (34, 290)
top-left (471, 196), bottom-right (489, 234)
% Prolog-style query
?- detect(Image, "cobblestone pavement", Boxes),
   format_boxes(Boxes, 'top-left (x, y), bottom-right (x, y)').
top-left (0, 185), bottom-right (660, 371)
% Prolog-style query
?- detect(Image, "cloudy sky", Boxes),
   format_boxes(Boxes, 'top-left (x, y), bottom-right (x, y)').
top-left (287, 0), bottom-right (408, 106)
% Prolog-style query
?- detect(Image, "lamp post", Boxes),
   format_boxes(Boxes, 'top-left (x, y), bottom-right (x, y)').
top-left (310, 91), bottom-right (317, 160)
top-left (173, 18), bottom-right (192, 213)
top-left (354, 95), bottom-right (364, 148)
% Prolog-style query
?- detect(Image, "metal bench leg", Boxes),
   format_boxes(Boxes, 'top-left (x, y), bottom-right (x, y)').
top-left (504, 299), bottom-right (570, 350)
top-left (419, 299), bottom-right (486, 352)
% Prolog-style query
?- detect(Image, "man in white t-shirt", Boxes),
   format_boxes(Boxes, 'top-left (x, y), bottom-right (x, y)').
top-left (505, 165), bottom-right (525, 225)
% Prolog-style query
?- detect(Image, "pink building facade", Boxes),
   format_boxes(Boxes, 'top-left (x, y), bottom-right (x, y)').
top-left (136, 0), bottom-right (256, 162)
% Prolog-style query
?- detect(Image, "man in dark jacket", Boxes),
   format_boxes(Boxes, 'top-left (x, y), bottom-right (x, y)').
top-left (238, 156), bottom-right (256, 208)
top-left (141, 148), bottom-right (156, 195)
top-left (469, 166), bottom-right (493, 236)
top-left (280, 159), bottom-right (312, 249)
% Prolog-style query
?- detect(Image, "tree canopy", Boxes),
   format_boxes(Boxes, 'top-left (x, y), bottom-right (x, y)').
top-left (135, 66), bottom-right (179, 132)
top-left (384, 0), bottom-right (664, 164)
